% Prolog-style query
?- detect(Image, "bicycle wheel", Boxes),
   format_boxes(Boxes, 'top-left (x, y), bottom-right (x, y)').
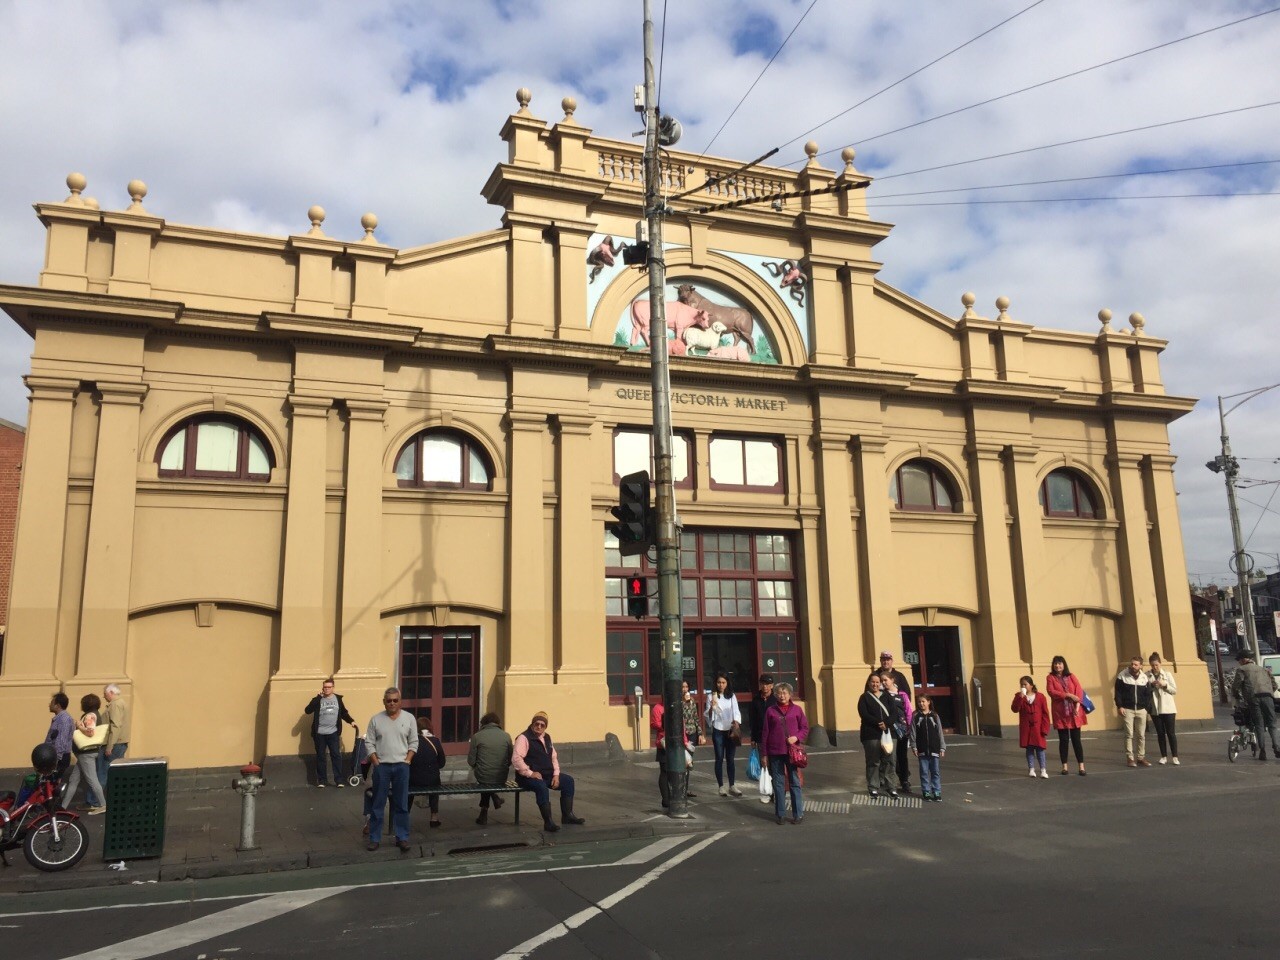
top-left (23, 813), bottom-right (88, 872)
top-left (1229, 734), bottom-right (1240, 762)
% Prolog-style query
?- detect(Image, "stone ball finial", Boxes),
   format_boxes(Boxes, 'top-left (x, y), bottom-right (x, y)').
top-left (65, 172), bottom-right (87, 203)
top-left (995, 295), bottom-right (1010, 322)
top-left (516, 87), bottom-right (532, 114)
top-left (307, 204), bottom-right (326, 236)
top-left (804, 140), bottom-right (819, 160)
top-left (84, 196), bottom-right (100, 209)
top-left (961, 291), bottom-right (977, 319)
top-left (126, 179), bottom-right (148, 212)
top-left (1098, 308), bottom-right (1113, 331)
top-left (561, 96), bottom-right (577, 121)
top-left (840, 146), bottom-right (856, 172)
top-left (360, 212), bottom-right (379, 243)
top-left (1129, 312), bottom-right (1145, 335)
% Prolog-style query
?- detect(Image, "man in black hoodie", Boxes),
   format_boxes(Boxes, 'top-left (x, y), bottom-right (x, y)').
top-left (748, 674), bottom-right (777, 803)
top-left (1114, 657), bottom-right (1153, 767)
top-left (305, 678), bottom-right (358, 787)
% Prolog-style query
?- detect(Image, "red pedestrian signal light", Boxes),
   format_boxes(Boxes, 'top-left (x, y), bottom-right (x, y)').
top-left (626, 575), bottom-right (648, 619)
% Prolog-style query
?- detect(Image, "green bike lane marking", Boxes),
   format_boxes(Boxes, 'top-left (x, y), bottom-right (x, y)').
top-left (0, 836), bottom-right (664, 917)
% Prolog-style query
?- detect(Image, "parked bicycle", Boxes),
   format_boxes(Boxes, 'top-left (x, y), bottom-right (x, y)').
top-left (1228, 704), bottom-right (1259, 763)
top-left (0, 744), bottom-right (89, 872)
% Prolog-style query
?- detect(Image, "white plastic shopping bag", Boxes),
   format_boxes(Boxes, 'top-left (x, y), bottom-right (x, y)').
top-left (758, 764), bottom-right (773, 797)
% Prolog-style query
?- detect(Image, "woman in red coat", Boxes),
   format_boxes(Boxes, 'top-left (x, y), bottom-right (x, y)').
top-left (1011, 675), bottom-right (1051, 778)
top-left (1046, 655), bottom-right (1087, 776)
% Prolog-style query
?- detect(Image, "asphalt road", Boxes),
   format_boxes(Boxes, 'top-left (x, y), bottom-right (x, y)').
top-left (6, 747), bottom-right (1273, 960)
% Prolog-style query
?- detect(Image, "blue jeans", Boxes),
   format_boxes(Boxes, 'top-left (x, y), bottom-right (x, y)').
top-left (97, 743), bottom-right (128, 796)
top-left (711, 728), bottom-right (738, 787)
top-left (767, 755), bottom-right (803, 820)
top-left (1025, 746), bottom-right (1046, 770)
top-left (313, 731), bottom-right (342, 785)
top-left (368, 762), bottom-right (411, 843)
top-left (515, 772), bottom-right (575, 806)
top-left (918, 755), bottom-right (941, 796)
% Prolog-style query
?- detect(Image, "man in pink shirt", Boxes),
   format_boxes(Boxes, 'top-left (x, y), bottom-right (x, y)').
top-left (512, 711), bottom-right (585, 832)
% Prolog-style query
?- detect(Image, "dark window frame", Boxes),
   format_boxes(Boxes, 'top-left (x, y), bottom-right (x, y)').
top-left (889, 458), bottom-right (961, 513)
top-left (707, 433), bottom-right (785, 493)
top-left (1039, 468), bottom-right (1100, 519)
top-left (611, 425), bottom-right (695, 490)
top-left (156, 415), bottom-right (274, 482)
top-left (395, 428), bottom-right (493, 491)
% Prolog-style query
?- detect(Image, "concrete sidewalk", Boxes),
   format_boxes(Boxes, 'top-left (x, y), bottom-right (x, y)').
top-left (0, 706), bottom-right (1241, 894)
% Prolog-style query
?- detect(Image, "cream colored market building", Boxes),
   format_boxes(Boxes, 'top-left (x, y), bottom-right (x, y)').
top-left (0, 92), bottom-right (1208, 769)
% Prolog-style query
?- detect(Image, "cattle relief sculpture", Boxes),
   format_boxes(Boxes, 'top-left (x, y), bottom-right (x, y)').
top-left (614, 281), bottom-right (778, 364)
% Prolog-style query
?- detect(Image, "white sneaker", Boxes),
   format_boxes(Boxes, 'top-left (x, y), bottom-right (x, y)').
top-left (1039, 769), bottom-right (1049, 778)
top-left (1028, 768), bottom-right (1036, 777)
top-left (1172, 757), bottom-right (1180, 765)
top-left (718, 786), bottom-right (728, 797)
top-left (1158, 757), bottom-right (1167, 765)
top-left (759, 795), bottom-right (770, 803)
top-left (729, 786), bottom-right (743, 797)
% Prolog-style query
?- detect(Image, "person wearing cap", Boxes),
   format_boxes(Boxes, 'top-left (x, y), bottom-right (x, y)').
top-left (748, 674), bottom-right (777, 804)
top-left (512, 711), bottom-right (585, 831)
top-left (1231, 652), bottom-right (1280, 760)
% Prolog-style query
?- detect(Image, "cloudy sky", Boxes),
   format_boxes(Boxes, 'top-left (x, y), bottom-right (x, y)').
top-left (1, 0), bottom-right (1277, 587)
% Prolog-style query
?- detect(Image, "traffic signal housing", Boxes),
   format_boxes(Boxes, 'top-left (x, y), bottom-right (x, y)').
top-left (609, 470), bottom-right (653, 557)
top-left (626, 574), bottom-right (649, 619)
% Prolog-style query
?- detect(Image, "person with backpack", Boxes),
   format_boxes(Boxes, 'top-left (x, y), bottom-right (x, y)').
top-left (911, 694), bottom-right (947, 802)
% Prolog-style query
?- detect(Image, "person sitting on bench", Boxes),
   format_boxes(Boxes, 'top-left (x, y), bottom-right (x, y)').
top-left (512, 711), bottom-right (585, 832)
top-left (468, 712), bottom-right (512, 825)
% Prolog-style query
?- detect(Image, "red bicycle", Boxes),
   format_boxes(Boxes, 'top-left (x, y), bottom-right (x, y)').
top-left (0, 745), bottom-right (89, 872)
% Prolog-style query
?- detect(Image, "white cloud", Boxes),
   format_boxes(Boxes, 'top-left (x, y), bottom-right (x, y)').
top-left (0, 0), bottom-right (1277, 584)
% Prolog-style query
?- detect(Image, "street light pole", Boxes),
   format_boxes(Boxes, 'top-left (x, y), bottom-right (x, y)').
top-left (640, 0), bottom-right (689, 819)
top-left (1207, 383), bottom-right (1280, 666)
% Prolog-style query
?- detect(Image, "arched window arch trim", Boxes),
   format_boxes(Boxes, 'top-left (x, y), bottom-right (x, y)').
top-left (144, 401), bottom-right (284, 474)
top-left (394, 427), bottom-right (495, 491)
top-left (1038, 466), bottom-right (1103, 520)
top-left (155, 413), bottom-right (276, 481)
top-left (888, 456), bottom-right (963, 514)
top-left (384, 415), bottom-right (504, 483)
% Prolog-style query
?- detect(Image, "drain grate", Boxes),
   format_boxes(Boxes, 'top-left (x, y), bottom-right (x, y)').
top-left (447, 842), bottom-right (531, 857)
top-left (849, 793), bottom-right (924, 810)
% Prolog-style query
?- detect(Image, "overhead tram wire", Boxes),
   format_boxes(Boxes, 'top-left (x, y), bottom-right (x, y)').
top-left (779, 0), bottom-right (1051, 152)
top-left (656, 0), bottom-right (668, 106)
top-left (791, 5), bottom-right (1280, 167)
top-left (867, 190), bottom-right (1280, 208)
top-left (1244, 483), bottom-right (1280, 548)
top-left (862, 100), bottom-right (1280, 184)
top-left (869, 158), bottom-right (1280, 200)
top-left (691, 0), bottom-right (818, 163)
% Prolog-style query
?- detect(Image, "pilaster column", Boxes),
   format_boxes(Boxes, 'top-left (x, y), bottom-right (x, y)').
top-left (551, 225), bottom-right (595, 342)
top-left (75, 381), bottom-right (148, 680)
top-left (852, 435), bottom-right (898, 662)
top-left (1109, 449), bottom-right (1161, 658)
top-left (812, 433), bottom-right (864, 732)
top-left (337, 399), bottom-right (389, 678)
top-left (1006, 444), bottom-right (1051, 666)
top-left (551, 415), bottom-right (606, 685)
top-left (503, 411), bottom-right (550, 676)
top-left (3, 376), bottom-right (78, 679)
top-left (506, 215), bottom-right (553, 338)
top-left (967, 441), bottom-right (1019, 664)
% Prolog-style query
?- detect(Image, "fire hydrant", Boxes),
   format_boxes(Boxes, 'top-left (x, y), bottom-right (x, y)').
top-left (232, 763), bottom-right (264, 852)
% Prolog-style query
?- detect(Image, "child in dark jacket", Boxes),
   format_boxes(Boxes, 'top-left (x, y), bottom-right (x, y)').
top-left (911, 695), bottom-right (947, 802)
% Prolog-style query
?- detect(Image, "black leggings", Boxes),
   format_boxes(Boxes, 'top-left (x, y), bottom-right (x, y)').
top-left (1152, 713), bottom-right (1178, 758)
top-left (1057, 728), bottom-right (1084, 765)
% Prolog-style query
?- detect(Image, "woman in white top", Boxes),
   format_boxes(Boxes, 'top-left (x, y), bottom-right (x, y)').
top-left (704, 672), bottom-right (744, 796)
top-left (1147, 652), bottom-right (1179, 764)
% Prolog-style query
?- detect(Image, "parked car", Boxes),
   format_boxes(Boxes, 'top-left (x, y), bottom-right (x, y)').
top-left (1204, 640), bottom-right (1231, 656)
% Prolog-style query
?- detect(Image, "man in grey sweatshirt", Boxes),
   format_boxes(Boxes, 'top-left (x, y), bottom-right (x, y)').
top-left (364, 687), bottom-right (417, 851)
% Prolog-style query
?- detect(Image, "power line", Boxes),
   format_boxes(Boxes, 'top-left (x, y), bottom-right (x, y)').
top-left (869, 190), bottom-right (1280, 209)
top-left (694, 0), bottom-right (819, 161)
top-left (657, 0), bottom-right (669, 106)
top-left (1246, 484), bottom-right (1280, 548)
top-left (780, 0), bottom-right (1050, 151)
top-left (798, 5), bottom-right (1280, 166)
top-left (870, 100), bottom-right (1280, 183)
top-left (869, 159), bottom-right (1280, 200)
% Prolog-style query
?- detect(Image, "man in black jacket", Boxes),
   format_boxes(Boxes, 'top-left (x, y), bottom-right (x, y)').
top-left (1114, 657), bottom-right (1153, 767)
top-left (305, 678), bottom-right (358, 787)
top-left (748, 675), bottom-right (776, 803)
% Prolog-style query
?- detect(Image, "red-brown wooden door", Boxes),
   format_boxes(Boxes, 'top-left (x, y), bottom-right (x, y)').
top-left (399, 627), bottom-right (478, 755)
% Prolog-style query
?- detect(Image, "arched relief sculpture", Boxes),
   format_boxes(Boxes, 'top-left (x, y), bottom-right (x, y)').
top-left (614, 278), bottom-right (780, 365)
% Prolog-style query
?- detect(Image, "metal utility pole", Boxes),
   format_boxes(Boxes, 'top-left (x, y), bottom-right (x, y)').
top-left (641, 0), bottom-right (688, 818)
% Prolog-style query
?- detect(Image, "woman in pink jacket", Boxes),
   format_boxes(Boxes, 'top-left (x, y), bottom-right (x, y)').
top-left (1011, 675), bottom-right (1051, 778)
top-left (1046, 656), bottom-right (1087, 776)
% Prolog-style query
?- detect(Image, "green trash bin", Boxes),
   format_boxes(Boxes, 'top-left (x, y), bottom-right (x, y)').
top-left (102, 757), bottom-right (168, 860)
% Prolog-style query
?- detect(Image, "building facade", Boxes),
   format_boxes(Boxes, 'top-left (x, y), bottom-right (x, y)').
top-left (0, 91), bottom-right (1209, 769)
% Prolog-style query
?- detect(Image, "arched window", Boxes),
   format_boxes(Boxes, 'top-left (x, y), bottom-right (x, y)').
top-left (156, 415), bottom-right (273, 481)
top-left (395, 429), bottom-right (493, 490)
top-left (1040, 469), bottom-right (1099, 519)
top-left (889, 458), bottom-right (960, 513)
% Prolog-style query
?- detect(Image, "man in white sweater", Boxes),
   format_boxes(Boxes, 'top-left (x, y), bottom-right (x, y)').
top-left (364, 687), bottom-right (417, 851)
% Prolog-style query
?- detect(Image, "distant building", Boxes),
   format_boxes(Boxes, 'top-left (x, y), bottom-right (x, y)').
top-left (0, 91), bottom-right (1210, 769)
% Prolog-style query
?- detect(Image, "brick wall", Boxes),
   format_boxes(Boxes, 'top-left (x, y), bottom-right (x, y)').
top-left (0, 419), bottom-right (25, 634)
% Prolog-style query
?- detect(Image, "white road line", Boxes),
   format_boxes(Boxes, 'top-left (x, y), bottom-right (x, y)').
top-left (56, 887), bottom-right (350, 960)
top-left (495, 831), bottom-right (726, 959)
top-left (612, 834), bottom-right (690, 865)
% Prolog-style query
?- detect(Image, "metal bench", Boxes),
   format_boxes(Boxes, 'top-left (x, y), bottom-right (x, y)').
top-left (406, 781), bottom-right (533, 824)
